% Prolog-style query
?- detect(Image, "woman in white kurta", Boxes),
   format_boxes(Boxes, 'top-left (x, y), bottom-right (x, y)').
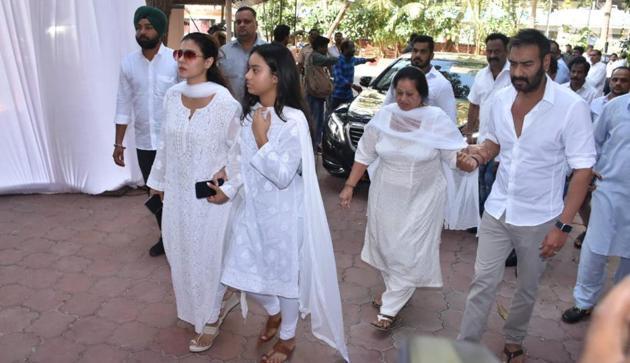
top-left (339, 66), bottom-right (477, 330)
top-left (146, 33), bottom-right (241, 352)
top-left (209, 43), bottom-right (348, 363)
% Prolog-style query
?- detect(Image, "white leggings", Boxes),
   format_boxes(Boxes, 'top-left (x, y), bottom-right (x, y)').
top-left (248, 292), bottom-right (299, 340)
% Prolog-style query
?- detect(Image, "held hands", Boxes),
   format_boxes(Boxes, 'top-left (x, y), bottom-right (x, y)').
top-left (456, 151), bottom-right (479, 172)
top-left (339, 185), bottom-right (354, 209)
top-left (252, 107), bottom-right (271, 148)
top-left (539, 227), bottom-right (568, 258)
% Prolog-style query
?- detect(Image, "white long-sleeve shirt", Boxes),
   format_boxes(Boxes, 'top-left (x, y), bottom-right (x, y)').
top-left (484, 77), bottom-right (596, 226)
top-left (114, 45), bottom-right (178, 150)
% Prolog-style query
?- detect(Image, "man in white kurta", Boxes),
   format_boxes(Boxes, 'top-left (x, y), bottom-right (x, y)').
top-left (561, 94), bottom-right (630, 324)
top-left (564, 56), bottom-right (598, 104)
top-left (383, 36), bottom-right (457, 122)
top-left (586, 49), bottom-right (606, 96)
top-left (464, 33), bottom-right (511, 213)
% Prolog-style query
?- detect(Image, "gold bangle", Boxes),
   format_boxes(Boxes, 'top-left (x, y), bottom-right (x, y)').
top-left (344, 183), bottom-right (356, 188)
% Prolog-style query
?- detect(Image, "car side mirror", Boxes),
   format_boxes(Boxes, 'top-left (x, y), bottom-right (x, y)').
top-left (359, 76), bottom-right (372, 87)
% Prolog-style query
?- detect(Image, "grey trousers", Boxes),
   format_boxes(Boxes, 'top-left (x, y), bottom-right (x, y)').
top-left (458, 212), bottom-right (555, 344)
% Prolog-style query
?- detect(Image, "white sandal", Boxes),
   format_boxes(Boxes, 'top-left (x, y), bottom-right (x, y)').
top-left (188, 291), bottom-right (240, 353)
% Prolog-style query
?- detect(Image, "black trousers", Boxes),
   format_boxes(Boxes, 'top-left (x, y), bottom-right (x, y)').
top-left (137, 149), bottom-right (162, 230)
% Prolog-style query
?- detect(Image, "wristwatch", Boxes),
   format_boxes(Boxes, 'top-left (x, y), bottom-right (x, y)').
top-left (554, 220), bottom-right (573, 233)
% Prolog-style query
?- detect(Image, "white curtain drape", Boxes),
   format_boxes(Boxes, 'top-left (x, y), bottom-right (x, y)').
top-left (0, 0), bottom-right (145, 194)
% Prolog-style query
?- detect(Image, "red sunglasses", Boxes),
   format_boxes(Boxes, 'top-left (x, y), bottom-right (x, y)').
top-left (173, 49), bottom-right (203, 61)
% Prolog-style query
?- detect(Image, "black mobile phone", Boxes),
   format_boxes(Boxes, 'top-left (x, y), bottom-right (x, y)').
top-left (195, 178), bottom-right (225, 199)
top-left (144, 194), bottom-right (163, 215)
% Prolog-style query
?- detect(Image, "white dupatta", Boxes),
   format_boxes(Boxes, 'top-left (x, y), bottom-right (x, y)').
top-left (295, 111), bottom-right (350, 362)
top-left (367, 103), bottom-right (479, 230)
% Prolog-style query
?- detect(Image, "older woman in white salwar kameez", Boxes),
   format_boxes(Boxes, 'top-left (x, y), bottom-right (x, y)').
top-left (340, 66), bottom-right (478, 331)
top-left (146, 33), bottom-right (241, 353)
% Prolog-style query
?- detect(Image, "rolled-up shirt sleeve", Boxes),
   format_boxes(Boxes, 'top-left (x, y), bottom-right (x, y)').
top-left (562, 100), bottom-right (597, 169)
top-left (114, 63), bottom-right (132, 125)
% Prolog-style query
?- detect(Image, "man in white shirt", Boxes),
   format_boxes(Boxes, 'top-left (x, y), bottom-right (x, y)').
top-left (563, 56), bottom-right (599, 104)
top-left (218, 6), bottom-right (266, 103)
top-left (328, 31), bottom-right (343, 58)
top-left (383, 35), bottom-right (457, 122)
top-left (463, 33), bottom-right (511, 218)
top-left (456, 29), bottom-right (596, 363)
top-left (586, 49), bottom-right (607, 96)
top-left (550, 40), bottom-right (570, 84)
top-left (113, 6), bottom-right (178, 257)
top-left (591, 66), bottom-right (630, 122)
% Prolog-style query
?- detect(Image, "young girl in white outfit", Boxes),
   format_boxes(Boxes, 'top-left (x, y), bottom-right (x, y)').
top-left (207, 43), bottom-right (349, 363)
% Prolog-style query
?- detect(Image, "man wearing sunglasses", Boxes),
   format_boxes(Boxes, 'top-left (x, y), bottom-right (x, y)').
top-left (113, 6), bottom-right (178, 257)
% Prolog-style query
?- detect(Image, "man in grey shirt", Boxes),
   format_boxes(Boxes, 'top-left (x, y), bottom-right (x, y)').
top-left (218, 6), bottom-right (265, 103)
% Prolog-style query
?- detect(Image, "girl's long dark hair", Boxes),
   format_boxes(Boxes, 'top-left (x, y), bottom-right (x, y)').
top-left (181, 32), bottom-right (230, 90)
top-left (242, 43), bottom-right (310, 123)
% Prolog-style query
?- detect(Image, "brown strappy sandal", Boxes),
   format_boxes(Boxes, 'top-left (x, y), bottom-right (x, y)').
top-left (258, 313), bottom-right (282, 344)
top-left (503, 346), bottom-right (524, 363)
top-left (260, 338), bottom-right (296, 363)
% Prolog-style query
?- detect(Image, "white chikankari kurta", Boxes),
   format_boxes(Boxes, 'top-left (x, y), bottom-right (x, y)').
top-left (221, 105), bottom-right (349, 361)
top-left (146, 82), bottom-right (241, 334)
top-left (358, 104), bottom-right (473, 288)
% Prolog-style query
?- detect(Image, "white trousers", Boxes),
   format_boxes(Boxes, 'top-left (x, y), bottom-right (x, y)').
top-left (380, 271), bottom-right (415, 317)
top-left (249, 292), bottom-right (299, 340)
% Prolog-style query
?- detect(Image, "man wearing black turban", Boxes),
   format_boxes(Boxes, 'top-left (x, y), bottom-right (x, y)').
top-left (112, 6), bottom-right (178, 257)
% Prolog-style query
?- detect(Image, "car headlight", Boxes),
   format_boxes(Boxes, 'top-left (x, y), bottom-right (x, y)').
top-left (328, 113), bottom-right (345, 142)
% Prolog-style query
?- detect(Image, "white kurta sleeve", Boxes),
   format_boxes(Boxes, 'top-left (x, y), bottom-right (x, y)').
top-left (439, 149), bottom-right (459, 169)
top-left (250, 120), bottom-right (302, 189)
top-left (354, 124), bottom-right (380, 165)
top-left (146, 93), bottom-right (170, 191)
top-left (221, 107), bottom-right (243, 199)
top-left (114, 62), bottom-right (132, 125)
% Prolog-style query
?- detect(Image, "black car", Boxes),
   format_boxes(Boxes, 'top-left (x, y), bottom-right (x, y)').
top-left (321, 53), bottom-right (484, 176)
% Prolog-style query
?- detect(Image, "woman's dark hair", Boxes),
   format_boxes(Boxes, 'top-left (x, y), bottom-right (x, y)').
top-left (242, 43), bottom-right (310, 123)
top-left (392, 66), bottom-right (429, 100)
top-left (181, 32), bottom-right (229, 89)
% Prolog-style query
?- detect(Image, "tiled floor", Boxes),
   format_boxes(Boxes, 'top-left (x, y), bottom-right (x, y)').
top-left (0, 167), bottom-right (593, 362)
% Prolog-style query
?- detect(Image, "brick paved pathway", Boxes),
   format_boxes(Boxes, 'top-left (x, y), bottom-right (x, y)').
top-left (0, 168), bottom-right (594, 362)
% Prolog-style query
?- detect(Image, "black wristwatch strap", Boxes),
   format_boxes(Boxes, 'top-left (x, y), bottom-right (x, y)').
top-left (555, 220), bottom-right (572, 233)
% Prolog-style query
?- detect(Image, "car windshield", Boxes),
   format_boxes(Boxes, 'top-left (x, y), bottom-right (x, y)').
top-left (373, 56), bottom-right (483, 99)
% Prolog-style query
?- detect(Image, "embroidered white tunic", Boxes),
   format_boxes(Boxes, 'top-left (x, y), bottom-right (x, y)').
top-left (146, 83), bottom-right (241, 334)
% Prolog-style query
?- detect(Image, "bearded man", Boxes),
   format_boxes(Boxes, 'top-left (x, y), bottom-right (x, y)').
top-left (113, 6), bottom-right (178, 257)
top-left (456, 29), bottom-right (596, 363)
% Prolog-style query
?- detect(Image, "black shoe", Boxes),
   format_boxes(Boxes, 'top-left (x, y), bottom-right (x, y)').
top-left (505, 249), bottom-right (517, 267)
top-left (561, 306), bottom-right (592, 324)
top-left (149, 238), bottom-right (165, 257)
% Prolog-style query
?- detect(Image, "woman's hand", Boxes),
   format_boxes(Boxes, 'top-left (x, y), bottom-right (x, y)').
top-left (206, 182), bottom-right (229, 205)
top-left (456, 152), bottom-right (479, 172)
top-left (339, 185), bottom-right (354, 209)
top-left (213, 167), bottom-right (228, 182)
top-left (252, 107), bottom-right (271, 148)
top-left (149, 188), bottom-right (164, 202)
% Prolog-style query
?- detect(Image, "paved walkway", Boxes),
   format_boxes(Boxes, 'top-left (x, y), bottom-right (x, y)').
top-left (0, 168), bottom-right (594, 362)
